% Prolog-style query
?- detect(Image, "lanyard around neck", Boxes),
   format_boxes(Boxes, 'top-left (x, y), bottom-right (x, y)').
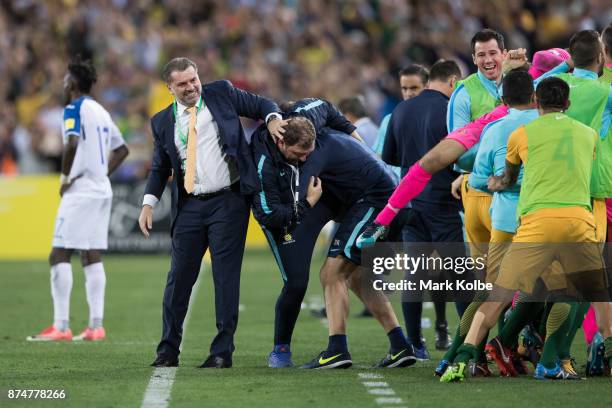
top-left (173, 97), bottom-right (204, 146)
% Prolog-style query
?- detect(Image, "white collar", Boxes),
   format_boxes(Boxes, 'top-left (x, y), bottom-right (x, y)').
top-left (176, 98), bottom-right (201, 117)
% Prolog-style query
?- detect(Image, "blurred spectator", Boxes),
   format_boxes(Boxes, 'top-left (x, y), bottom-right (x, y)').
top-left (1, 0), bottom-right (609, 176)
top-left (338, 96), bottom-right (379, 149)
top-left (398, 64), bottom-right (429, 101)
top-left (0, 108), bottom-right (18, 175)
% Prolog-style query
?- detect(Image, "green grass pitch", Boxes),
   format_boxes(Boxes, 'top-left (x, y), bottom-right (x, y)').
top-left (1, 250), bottom-right (611, 407)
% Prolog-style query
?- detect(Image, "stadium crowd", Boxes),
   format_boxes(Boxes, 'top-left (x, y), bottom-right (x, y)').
top-left (1, 0), bottom-right (612, 177)
top-left (10, 0), bottom-right (612, 382)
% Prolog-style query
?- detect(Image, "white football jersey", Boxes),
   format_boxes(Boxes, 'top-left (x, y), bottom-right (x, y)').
top-left (61, 96), bottom-right (125, 197)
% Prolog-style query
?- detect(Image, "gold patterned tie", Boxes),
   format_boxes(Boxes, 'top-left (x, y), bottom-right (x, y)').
top-left (184, 106), bottom-right (197, 193)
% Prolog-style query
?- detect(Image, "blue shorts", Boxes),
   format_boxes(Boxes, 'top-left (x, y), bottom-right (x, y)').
top-left (328, 199), bottom-right (380, 265)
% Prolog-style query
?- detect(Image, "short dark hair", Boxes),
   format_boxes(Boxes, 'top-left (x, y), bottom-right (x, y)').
top-left (471, 29), bottom-right (505, 54)
top-left (161, 57), bottom-right (198, 83)
top-left (338, 96), bottom-right (367, 119)
top-left (279, 100), bottom-right (296, 113)
top-left (603, 24), bottom-right (612, 59)
top-left (502, 68), bottom-right (534, 106)
top-left (569, 30), bottom-right (602, 68)
top-left (398, 64), bottom-right (429, 85)
top-left (536, 77), bottom-right (570, 110)
top-left (282, 117), bottom-right (316, 148)
top-left (428, 60), bottom-right (461, 82)
top-left (68, 57), bottom-right (97, 93)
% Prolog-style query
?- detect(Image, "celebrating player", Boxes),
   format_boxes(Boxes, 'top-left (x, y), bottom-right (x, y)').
top-left (441, 77), bottom-right (610, 382)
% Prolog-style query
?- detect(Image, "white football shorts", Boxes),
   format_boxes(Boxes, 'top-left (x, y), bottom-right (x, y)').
top-left (52, 194), bottom-right (112, 250)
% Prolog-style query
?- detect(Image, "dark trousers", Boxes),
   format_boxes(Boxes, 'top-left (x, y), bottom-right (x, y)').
top-left (400, 207), bottom-right (469, 345)
top-left (262, 200), bottom-right (337, 345)
top-left (156, 189), bottom-right (250, 359)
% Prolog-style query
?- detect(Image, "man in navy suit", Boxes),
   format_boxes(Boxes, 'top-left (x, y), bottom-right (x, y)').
top-left (138, 57), bottom-right (285, 368)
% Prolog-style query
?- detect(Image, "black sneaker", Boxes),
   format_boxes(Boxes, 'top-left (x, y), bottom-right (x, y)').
top-left (375, 347), bottom-right (417, 368)
top-left (299, 350), bottom-right (352, 369)
top-left (435, 322), bottom-right (452, 350)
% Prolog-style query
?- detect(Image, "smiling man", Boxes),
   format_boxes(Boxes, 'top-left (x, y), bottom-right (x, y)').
top-left (139, 57), bottom-right (286, 369)
top-left (448, 29), bottom-right (506, 131)
top-left (447, 29), bottom-right (506, 269)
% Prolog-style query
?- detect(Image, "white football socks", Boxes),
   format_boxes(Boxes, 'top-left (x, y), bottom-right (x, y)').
top-left (51, 263), bottom-right (72, 331)
top-left (84, 262), bottom-right (106, 329)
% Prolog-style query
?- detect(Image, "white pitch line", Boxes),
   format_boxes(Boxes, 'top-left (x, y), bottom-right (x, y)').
top-left (375, 397), bottom-right (403, 405)
top-left (141, 265), bottom-right (205, 408)
top-left (358, 372), bottom-right (383, 379)
top-left (368, 388), bottom-right (396, 396)
top-left (358, 372), bottom-right (405, 407)
top-left (362, 381), bottom-right (388, 387)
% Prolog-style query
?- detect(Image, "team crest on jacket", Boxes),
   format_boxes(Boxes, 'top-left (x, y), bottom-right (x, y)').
top-left (282, 233), bottom-right (295, 244)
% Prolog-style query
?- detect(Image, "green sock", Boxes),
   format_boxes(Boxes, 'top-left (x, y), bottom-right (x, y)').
top-left (454, 343), bottom-right (478, 364)
top-left (442, 324), bottom-right (463, 362)
top-left (558, 302), bottom-right (589, 360)
top-left (538, 302), bottom-right (553, 338)
top-left (540, 302), bottom-right (572, 369)
top-left (499, 296), bottom-right (543, 348)
top-left (442, 299), bottom-right (482, 362)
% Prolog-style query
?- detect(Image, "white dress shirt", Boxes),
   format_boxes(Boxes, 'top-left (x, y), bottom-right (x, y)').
top-left (143, 98), bottom-right (281, 208)
top-left (143, 98), bottom-right (239, 207)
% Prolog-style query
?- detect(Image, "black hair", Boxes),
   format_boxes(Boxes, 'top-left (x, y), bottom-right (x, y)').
top-left (471, 28), bottom-right (505, 54)
top-left (398, 64), bottom-right (429, 85)
top-left (535, 77), bottom-right (570, 110)
top-left (502, 68), bottom-right (534, 106)
top-left (569, 30), bottom-right (602, 68)
top-left (428, 60), bottom-right (461, 82)
top-left (603, 24), bottom-right (612, 59)
top-left (279, 100), bottom-right (296, 113)
top-left (68, 57), bottom-right (97, 93)
top-left (161, 57), bottom-right (198, 83)
top-left (338, 96), bottom-right (367, 119)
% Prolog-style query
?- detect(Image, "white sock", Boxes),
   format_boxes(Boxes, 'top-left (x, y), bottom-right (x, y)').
top-left (84, 262), bottom-right (106, 328)
top-left (51, 263), bottom-right (72, 331)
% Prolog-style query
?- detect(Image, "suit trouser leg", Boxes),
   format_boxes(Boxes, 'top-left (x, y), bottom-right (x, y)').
top-left (207, 190), bottom-right (250, 357)
top-left (157, 198), bottom-right (208, 358)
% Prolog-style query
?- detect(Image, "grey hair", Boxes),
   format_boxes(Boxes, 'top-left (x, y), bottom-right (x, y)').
top-left (161, 57), bottom-right (198, 83)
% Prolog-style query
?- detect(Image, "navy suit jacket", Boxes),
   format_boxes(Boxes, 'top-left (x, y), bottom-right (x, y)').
top-left (144, 80), bottom-right (279, 229)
